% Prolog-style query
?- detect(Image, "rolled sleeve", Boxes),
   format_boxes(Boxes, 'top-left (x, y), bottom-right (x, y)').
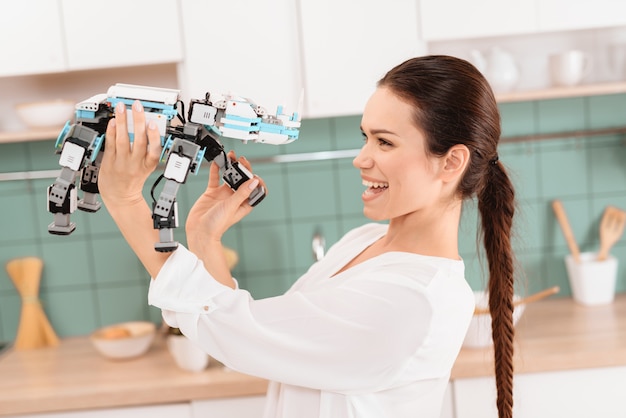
top-left (148, 245), bottom-right (235, 315)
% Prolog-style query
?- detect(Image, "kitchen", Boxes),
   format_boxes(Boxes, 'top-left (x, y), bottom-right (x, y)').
top-left (1, 0), bottom-right (626, 417)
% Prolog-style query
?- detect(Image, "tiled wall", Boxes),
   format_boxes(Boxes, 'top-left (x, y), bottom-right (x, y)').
top-left (1, 93), bottom-right (625, 340)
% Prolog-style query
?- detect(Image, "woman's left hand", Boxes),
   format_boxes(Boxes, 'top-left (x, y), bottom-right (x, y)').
top-left (99, 100), bottom-right (162, 210)
top-left (186, 152), bottom-right (264, 248)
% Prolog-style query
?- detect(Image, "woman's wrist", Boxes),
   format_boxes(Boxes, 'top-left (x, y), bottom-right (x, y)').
top-left (187, 235), bottom-right (222, 257)
top-left (102, 194), bottom-right (147, 216)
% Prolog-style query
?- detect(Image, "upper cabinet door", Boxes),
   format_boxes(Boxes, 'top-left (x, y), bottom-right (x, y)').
top-left (538, 0), bottom-right (626, 32)
top-left (61, 0), bottom-right (183, 71)
top-left (0, 0), bottom-right (66, 77)
top-left (420, 0), bottom-right (537, 41)
top-left (177, 0), bottom-right (303, 117)
top-left (299, 0), bottom-right (423, 118)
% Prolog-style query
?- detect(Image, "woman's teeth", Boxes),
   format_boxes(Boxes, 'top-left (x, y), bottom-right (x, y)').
top-left (362, 180), bottom-right (389, 195)
top-left (362, 180), bottom-right (389, 189)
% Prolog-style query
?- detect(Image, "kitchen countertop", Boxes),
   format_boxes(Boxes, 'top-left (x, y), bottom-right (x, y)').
top-left (0, 335), bottom-right (268, 416)
top-left (453, 293), bottom-right (626, 379)
top-left (1, 294), bottom-right (625, 416)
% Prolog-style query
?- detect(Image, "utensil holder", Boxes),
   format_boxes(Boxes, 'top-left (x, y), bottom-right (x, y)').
top-left (565, 252), bottom-right (618, 306)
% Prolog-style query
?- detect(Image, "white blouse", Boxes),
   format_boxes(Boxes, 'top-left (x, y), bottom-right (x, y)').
top-left (149, 223), bottom-right (475, 418)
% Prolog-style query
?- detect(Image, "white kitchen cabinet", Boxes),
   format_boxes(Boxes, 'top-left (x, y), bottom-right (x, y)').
top-left (419, 0), bottom-right (537, 41)
top-left (190, 396), bottom-right (266, 418)
top-left (453, 366), bottom-right (626, 418)
top-left (0, 0), bottom-right (66, 77)
top-left (537, 0), bottom-right (626, 32)
top-left (0, 0), bottom-right (182, 78)
top-left (61, 0), bottom-right (183, 70)
top-left (298, 0), bottom-right (423, 118)
top-left (9, 403), bottom-right (192, 418)
top-left (420, 0), bottom-right (626, 42)
top-left (191, 393), bottom-right (451, 418)
top-left (176, 0), bottom-right (303, 118)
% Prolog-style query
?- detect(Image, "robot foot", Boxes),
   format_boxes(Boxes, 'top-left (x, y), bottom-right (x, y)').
top-left (48, 222), bottom-right (77, 235)
top-left (78, 200), bottom-right (102, 213)
top-left (154, 241), bottom-right (179, 253)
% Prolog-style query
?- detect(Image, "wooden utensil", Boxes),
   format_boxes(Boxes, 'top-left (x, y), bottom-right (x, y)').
top-left (5, 257), bottom-right (59, 350)
top-left (474, 286), bottom-right (560, 315)
top-left (552, 200), bottom-right (581, 263)
top-left (597, 206), bottom-right (626, 261)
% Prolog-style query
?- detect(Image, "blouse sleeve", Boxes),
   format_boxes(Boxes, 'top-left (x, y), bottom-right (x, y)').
top-left (149, 245), bottom-right (435, 393)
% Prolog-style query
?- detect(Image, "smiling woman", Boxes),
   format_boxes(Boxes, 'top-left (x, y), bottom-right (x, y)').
top-left (96, 55), bottom-right (516, 418)
top-left (376, 55), bottom-right (516, 418)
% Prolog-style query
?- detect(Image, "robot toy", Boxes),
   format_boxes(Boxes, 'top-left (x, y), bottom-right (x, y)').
top-left (47, 83), bottom-right (300, 252)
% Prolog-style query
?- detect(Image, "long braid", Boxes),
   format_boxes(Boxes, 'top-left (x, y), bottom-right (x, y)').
top-left (479, 160), bottom-right (516, 418)
top-left (379, 55), bottom-right (517, 418)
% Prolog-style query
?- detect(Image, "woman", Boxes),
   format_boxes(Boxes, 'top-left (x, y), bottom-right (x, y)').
top-left (99, 55), bottom-right (516, 418)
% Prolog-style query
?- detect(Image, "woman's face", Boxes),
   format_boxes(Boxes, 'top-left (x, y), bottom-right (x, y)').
top-left (354, 87), bottom-right (445, 221)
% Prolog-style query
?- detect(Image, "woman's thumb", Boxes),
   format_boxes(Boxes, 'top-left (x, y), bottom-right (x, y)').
top-left (231, 177), bottom-right (260, 207)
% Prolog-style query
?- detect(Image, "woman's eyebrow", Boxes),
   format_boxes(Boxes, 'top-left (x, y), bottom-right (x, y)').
top-left (360, 127), bottom-right (399, 136)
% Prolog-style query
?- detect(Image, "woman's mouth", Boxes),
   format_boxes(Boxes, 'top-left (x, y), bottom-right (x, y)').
top-left (362, 180), bottom-right (389, 197)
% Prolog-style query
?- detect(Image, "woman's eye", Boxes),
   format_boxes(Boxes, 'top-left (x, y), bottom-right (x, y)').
top-left (361, 133), bottom-right (392, 147)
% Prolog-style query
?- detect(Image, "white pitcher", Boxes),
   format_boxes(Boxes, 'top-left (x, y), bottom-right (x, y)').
top-left (470, 47), bottom-right (520, 93)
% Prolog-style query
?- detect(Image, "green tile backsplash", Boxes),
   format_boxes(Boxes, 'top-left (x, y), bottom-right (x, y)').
top-left (1, 94), bottom-right (626, 341)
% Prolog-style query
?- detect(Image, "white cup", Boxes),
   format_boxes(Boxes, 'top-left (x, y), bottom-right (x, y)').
top-left (167, 335), bottom-right (209, 372)
top-left (608, 43), bottom-right (626, 81)
top-left (462, 291), bottom-right (526, 348)
top-left (565, 252), bottom-right (618, 306)
top-left (549, 50), bottom-right (591, 87)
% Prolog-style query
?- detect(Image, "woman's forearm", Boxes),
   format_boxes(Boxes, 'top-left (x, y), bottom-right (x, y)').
top-left (188, 238), bottom-right (236, 289)
top-left (106, 199), bottom-right (171, 279)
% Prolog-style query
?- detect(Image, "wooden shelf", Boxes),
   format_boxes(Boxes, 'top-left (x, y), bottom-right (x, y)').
top-left (496, 81), bottom-right (626, 103)
top-left (0, 127), bottom-right (60, 144)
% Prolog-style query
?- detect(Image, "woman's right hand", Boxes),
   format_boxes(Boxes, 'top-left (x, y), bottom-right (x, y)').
top-left (99, 101), bottom-right (162, 211)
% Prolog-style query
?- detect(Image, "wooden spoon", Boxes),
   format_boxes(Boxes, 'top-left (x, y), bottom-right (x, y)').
top-left (597, 206), bottom-right (626, 261)
top-left (552, 200), bottom-right (581, 263)
top-left (474, 286), bottom-right (560, 315)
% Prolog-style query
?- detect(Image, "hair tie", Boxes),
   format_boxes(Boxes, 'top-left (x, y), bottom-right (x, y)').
top-left (489, 154), bottom-right (499, 165)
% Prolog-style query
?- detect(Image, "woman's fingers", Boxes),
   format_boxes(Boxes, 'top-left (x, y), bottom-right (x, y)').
top-left (207, 160), bottom-right (221, 189)
top-left (104, 118), bottom-right (117, 159)
top-left (128, 100), bottom-right (162, 167)
top-left (114, 102), bottom-right (131, 155)
top-left (239, 155), bottom-right (252, 171)
top-left (146, 121), bottom-right (162, 166)
top-left (230, 177), bottom-right (262, 213)
top-left (131, 100), bottom-right (147, 157)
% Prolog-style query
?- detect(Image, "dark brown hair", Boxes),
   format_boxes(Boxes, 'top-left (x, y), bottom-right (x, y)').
top-left (379, 55), bottom-right (516, 418)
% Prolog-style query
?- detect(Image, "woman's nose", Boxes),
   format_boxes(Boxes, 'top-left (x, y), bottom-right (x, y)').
top-left (353, 147), bottom-right (373, 169)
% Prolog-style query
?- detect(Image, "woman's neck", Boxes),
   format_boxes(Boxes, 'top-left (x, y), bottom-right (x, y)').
top-left (384, 200), bottom-right (463, 260)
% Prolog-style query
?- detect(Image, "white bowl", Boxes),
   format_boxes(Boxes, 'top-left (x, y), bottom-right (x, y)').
top-left (167, 334), bottom-right (209, 372)
top-left (15, 99), bottom-right (75, 128)
top-left (91, 321), bottom-right (156, 360)
top-left (462, 291), bottom-right (525, 348)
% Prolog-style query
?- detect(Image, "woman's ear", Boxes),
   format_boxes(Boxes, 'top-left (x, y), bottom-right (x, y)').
top-left (440, 144), bottom-right (470, 183)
